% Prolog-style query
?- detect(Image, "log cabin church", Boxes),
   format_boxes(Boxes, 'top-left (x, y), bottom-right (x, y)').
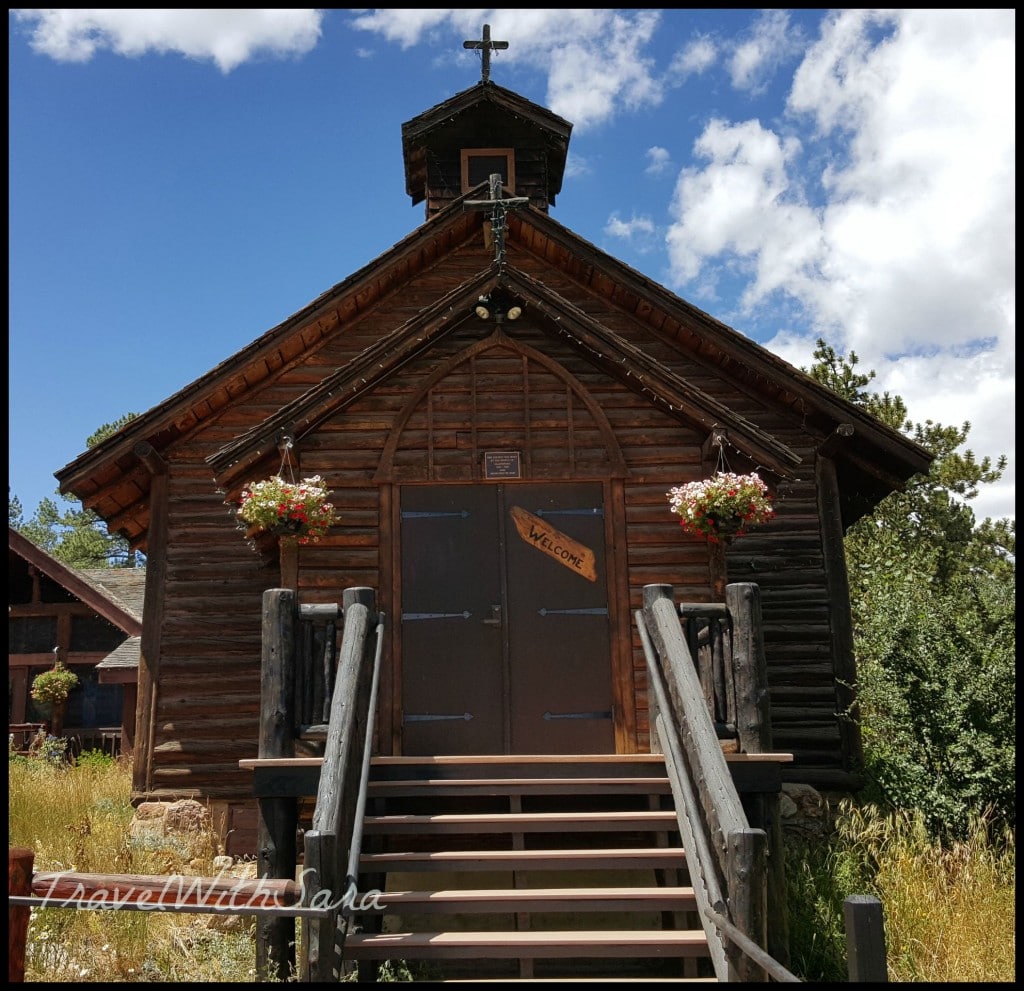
top-left (54, 32), bottom-right (931, 854)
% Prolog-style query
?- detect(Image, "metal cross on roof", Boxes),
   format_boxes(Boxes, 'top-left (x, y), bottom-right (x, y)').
top-left (463, 23), bottom-right (508, 83)
top-left (465, 173), bottom-right (530, 269)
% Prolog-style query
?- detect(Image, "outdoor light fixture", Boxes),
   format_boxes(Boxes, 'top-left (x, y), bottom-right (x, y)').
top-left (474, 294), bottom-right (523, 322)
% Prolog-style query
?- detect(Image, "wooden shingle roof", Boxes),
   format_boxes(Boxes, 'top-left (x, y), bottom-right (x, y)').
top-left (8, 527), bottom-right (144, 636)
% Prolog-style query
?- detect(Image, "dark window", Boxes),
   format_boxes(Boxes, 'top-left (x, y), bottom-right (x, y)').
top-left (70, 615), bottom-right (124, 652)
top-left (461, 148), bottom-right (515, 194)
top-left (39, 574), bottom-right (78, 604)
top-left (467, 155), bottom-right (508, 187)
top-left (9, 561), bottom-right (33, 604)
top-left (9, 616), bottom-right (57, 653)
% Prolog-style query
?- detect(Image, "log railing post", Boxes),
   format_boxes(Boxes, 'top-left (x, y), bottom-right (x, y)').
top-left (845, 895), bottom-right (888, 982)
top-left (642, 585), bottom-right (674, 755)
top-left (257, 588), bottom-right (298, 982)
top-left (9, 847), bottom-right (34, 982)
top-left (726, 582), bottom-right (771, 754)
top-left (725, 581), bottom-right (789, 965)
top-left (724, 829), bottom-right (768, 982)
top-left (303, 586), bottom-right (377, 981)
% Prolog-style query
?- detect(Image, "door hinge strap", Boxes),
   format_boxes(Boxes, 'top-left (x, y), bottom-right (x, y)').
top-left (543, 710), bottom-right (613, 721)
top-left (404, 712), bottom-right (474, 723)
top-left (538, 607), bottom-right (608, 616)
top-left (402, 611), bottom-right (472, 620)
top-left (401, 510), bottom-right (470, 519)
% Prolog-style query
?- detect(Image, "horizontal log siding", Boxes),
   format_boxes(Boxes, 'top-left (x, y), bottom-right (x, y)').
top-left (146, 449), bottom-right (267, 799)
top-left (722, 468), bottom-right (841, 767)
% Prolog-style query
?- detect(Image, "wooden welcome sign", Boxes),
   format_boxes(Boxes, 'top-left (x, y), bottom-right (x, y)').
top-left (509, 506), bottom-right (597, 582)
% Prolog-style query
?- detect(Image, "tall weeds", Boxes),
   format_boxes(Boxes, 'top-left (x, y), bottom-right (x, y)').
top-left (9, 752), bottom-right (259, 982)
top-left (786, 799), bottom-right (1015, 982)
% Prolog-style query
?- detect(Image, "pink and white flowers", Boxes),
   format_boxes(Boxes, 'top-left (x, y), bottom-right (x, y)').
top-left (237, 475), bottom-right (335, 544)
top-left (667, 471), bottom-right (774, 542)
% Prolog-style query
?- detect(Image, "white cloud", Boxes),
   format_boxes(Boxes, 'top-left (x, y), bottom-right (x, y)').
top-left (668, 36), bottom-right (717, 81)
top-left (349, 8), bottom-right (667, 130)
top-left (665, 10), bottom-right (1015, 521)
top-left (645, 146), bottom-right (672, 176)
top-left (666, 118), bottom-right (812, 288)
top-left (727, 9), bottom-right (804, 93)
top-left (12, 9), bottom-right (323, 73)
top-left (564, 152), bottom-right (591, 180)
top-left (348, 9), bottom-right (466, 49)
top-left (605, 213), bottom-right (655, 237)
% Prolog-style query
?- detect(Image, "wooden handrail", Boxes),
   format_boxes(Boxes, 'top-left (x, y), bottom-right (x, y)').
top-left (301, 587), bottom-right (380, 982)
top-left (342, 609), bottom-right (385, 913)
top-left (640, 583), bottom-right (777, 982)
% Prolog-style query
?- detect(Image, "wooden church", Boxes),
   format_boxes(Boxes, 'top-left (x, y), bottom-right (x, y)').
top-left (55, 34), bottom-right (931, 850)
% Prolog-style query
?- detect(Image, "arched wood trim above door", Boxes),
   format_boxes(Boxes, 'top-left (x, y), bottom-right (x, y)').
top-left (374, 329), bottom-right (628, 482)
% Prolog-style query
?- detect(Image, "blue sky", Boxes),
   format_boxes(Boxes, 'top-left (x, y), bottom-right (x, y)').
top-left (9, 9), bottom-right (1015, 524)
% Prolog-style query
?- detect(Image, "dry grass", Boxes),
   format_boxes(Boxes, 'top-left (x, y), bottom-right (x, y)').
top-left (788, 800), bottom-right (1015, 982)
top-left (865, 809), bottom-right (1016, 982)
top-left (9, 750), bottom-right (260, 982)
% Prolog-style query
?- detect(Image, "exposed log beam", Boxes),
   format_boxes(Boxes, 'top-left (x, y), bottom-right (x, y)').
top-left (818, 423), bottom-right (855, 458)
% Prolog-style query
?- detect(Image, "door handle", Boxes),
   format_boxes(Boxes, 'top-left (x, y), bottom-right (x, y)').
top-left (481, 604), bottom-right (502, 627)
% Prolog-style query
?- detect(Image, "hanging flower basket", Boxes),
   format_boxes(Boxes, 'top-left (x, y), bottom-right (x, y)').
top-left (237, 474), bottom-right (335, 545)
top-left (30, 662), bottom-right (79, 707)
top-left (667, 471), bottom-right (774, 544)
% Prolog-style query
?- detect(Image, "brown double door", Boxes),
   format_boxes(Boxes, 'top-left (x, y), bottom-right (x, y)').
top-left (399, 482), bottom-right (614, 755)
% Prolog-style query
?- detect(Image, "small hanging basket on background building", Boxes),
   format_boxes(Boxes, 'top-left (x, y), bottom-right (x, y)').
top-left (30, 661), bottom-right (79, 708)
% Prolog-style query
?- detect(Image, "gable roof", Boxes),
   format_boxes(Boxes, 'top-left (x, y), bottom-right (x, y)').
top-left (55, 184), bottom-right (933, 546)
top-left (8, 526), bottom-right (145, 636)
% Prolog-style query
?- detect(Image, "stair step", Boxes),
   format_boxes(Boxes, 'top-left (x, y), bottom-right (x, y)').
top-left (367, 777), bottom-right (671, 797)
top-left (364, 810), bottom-right (679, 834)
top-left (372, 754), bottom-right (667, 763)
top-left (338, 754), bottom-right (710, 979)
top-left (369, 755), bottom-right (667, 781)
top-left (344, 928), bottom-right (709, 960)
top-left (360, 847), bottom-right (686, 872)
top-left (362, 886), bottom-right (697, 913)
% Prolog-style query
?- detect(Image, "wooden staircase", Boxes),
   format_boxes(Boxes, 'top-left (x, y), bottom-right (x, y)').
top-left (343, 754), bottom-right (714, 982)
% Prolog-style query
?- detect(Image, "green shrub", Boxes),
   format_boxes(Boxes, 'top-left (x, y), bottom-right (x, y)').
top-left (75, 747), bottom-right (117, 770)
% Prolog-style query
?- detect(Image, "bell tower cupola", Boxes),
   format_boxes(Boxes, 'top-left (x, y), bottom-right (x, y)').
top-left (401, 24), bottom-right (573, 220)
